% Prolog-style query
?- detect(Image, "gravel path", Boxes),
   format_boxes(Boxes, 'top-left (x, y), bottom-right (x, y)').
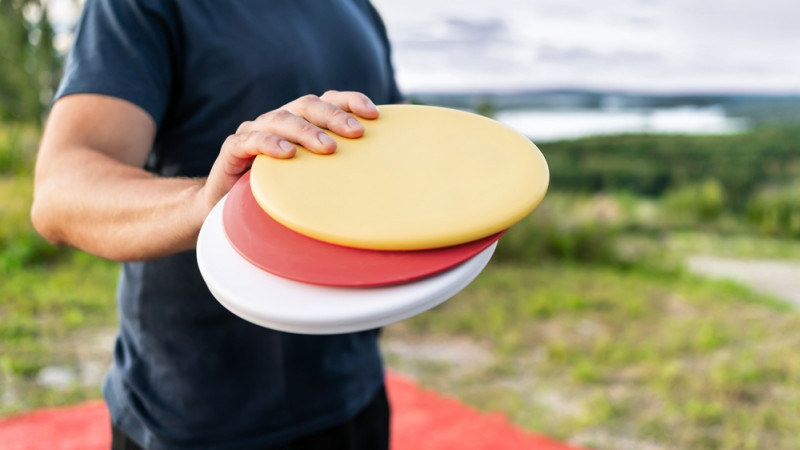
top-left (687, 255), bottom-right (800, 307)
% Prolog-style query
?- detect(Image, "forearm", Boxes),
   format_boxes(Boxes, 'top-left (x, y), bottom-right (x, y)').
top-left (32, 147), bottom-right (209, 261)
top-left (31, 91), bottom-right (379, 262)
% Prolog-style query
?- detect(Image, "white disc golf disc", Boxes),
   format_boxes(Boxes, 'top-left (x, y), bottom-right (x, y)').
top-left (197, 196), bottom-right (496, 334)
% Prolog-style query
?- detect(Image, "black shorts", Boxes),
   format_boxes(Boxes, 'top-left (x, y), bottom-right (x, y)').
top-left (112, 386), bottom-right (390, 450)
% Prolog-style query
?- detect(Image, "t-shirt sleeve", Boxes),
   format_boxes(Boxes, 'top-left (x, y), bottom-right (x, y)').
top-left (55, 0), bottom-right (175, 126)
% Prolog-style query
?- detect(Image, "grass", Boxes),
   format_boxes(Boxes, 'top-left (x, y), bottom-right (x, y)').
top-left (0, 172), bottom-right (119, 415)
top-left (0, 124), bottom-right (39, 175)
top-left (0, 251), bottom-right (118, 415)
top-left (383, 263), bottom-right (800, 449)
top-left (4, 123), bottom-right (800, 448)
top-left (665, 230), bottom-right (800, 260)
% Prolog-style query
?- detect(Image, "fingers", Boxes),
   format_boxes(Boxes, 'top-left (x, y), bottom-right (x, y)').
top-left (290, 94), bottom-right (367, 141)
top-left (222, 131), bottom-right (296, 165)
top-left (202, 131), bottom-right (297, 209)
top-left (201, 91), bottom-right (379, 211)
top-left (238, 91), bottom-right (380, 155)
top-left (320, 90), bottom-right (381, 120)
top-left (238, 108), bottom-right (340, 155)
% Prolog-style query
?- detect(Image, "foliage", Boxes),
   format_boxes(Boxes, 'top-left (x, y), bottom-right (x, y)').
top-left (495, 199), bottom-right (620, 266)
top-left (0, 122), bottom-right (40, 174)
top-left (0, 250), bottom-right (119, 414)
top-left (662, 179), bottom-right (727, 223)
top-left (0, 123), bottom-right (118, 413)
top-left (3, 117), bottom-right (800, 448)
top-left (0, 174), bottom-right (65, 273)
top-left (0, 125), bottom-right (67, 271)
top-left (385, 263), bottom-right (800, 449)
top-left (666, 230), bottom-right (800, 261)
top-left (495, 194), bottom-right (629, 267)
top-left (494, 192), bottom-right (685, 274)
top-left (0, 0), bottom-right (61, 123)
top-left (747, 182), bottom-right (800, 238)
top-left (541, 125), bottom-right (800, 209)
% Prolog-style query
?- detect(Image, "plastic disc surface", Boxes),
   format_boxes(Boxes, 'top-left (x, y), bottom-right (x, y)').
top-left (222, 171), bottom-right (504, 287)
top-left (250, 104), bottom-right (549, 250)
top-left (198, 197), bottom-right (497, 335)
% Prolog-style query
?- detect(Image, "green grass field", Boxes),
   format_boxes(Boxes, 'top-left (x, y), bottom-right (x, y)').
top-left (3, 124), bottom-right (800, 449)
top-left (0, 170), bottom-right (119, 415)
top-left (384, 262), bottom-right (800, 449)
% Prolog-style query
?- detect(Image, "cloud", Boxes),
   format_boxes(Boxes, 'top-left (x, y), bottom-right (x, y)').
top-left (537, 45), bottom-right (664, 66)
top-left (372, 0), bottom-right (800, 93)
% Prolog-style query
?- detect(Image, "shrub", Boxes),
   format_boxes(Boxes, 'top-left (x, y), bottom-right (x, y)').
top-left (541, 124), bottom-right (800, 209)
top-left (747, 182), bottom-right (800, 237)
top-left (0, 123), bottom-right (40, 175)
top-left (495, 195), bottom-right (623, 266)
top-left (662, 179), bottom-right (727, 224)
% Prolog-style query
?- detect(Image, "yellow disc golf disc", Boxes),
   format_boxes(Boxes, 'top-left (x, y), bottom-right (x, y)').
top-left (249, 104), bottom-right (549, 250)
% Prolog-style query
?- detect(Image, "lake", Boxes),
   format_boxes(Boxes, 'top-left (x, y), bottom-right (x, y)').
top-left (494, 105), bottom-right (748, 142)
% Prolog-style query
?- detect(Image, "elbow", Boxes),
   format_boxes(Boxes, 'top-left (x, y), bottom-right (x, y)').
top-left (30, 194), bottom-right (67, 247)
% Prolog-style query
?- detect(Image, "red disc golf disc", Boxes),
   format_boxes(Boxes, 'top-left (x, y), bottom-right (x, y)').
top-left (221, 171), bottom-right (504, 287)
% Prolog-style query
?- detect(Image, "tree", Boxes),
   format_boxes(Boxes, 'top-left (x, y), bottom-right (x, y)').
top-left (0, 0), bottom-right (61, 124)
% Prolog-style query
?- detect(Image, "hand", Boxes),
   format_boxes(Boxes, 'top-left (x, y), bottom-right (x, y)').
top-left (201, 90), bottom-right (380, 210)
top-left (32, 91), bottom-right (381, 260)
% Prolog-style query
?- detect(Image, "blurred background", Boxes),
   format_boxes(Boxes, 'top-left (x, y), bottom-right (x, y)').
top-left (2, 0), bottom-right (800, 449)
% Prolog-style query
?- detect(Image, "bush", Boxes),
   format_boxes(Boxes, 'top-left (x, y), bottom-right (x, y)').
top-left (0, 125), bottom-right (66, 272)
top-left (541, 125), bottom-right (800, 209)
top-left (662, 179), bottom-right (727, 224)
top-left (0, 173), bottom-right (65, 273)
top-left (496, 209), bottom-right (620, 265)
top-left (0, 123), bottom-right (40, 175)
top-left (496, 195), bottom-right (625, 266)
top-left (747, 182), bottom-right (800, 238)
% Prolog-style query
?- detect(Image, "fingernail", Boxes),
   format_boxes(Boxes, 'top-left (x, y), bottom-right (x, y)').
top-left (366, 99), bottom-right (379, 113)
top-left (347, 117), bottom-right (363, 130)
top-left (318, 132), bottom-right (335, 146)
top-left (279, 140), bottom-right (295, 152)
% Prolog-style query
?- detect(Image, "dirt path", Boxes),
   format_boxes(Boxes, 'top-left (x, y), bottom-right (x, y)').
top-left (687, 255), bottom-right (800, 307)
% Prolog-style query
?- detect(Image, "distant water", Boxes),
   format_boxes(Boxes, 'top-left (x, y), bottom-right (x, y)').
top-left (494, 105), bottom-right (748, 142)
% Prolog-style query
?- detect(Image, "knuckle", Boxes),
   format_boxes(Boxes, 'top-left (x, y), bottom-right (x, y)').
top-left (330, 108), bottom-right (351, 122)
top-left (222, 133), bottom-right (254, 157)
top-left (235, 120), bottom-right (252, 133)
top-left (263, 133), bottom-right (283, 146)
top-left (253, 131), bottom-right (274, 146)
top-left (298, 94), bottom-right (320, 106)
top-left (236, 131), bottom-right (262, 147)
top-left (266, 109), bottom-right (294, 123)
top-left (261, 107), bottom-right (293, 122)
top-left (224, 133), bottom-right (243, 147)
top-left (321, 89), bottom-right (340, 99)
top-left (297, 122), bottom-right (319, 136)
top-left (248, 132), bottom-right (265, 143)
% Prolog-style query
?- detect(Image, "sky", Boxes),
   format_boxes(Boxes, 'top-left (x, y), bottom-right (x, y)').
top-left (47, 0), bottom-right (799, 96)
top-left (371, 0), bottom-right (800, 94)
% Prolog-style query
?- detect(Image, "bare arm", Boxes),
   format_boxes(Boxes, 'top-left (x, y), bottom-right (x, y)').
top-left (31, 91), bottom-right (379, 261)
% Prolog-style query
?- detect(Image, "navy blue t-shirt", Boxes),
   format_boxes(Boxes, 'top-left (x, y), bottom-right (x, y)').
top-left (55, 0), bottom-right (403, 448)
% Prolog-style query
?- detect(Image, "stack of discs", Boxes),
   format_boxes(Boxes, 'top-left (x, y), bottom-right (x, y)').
top-left (197, 105), bottom-right (549, 334)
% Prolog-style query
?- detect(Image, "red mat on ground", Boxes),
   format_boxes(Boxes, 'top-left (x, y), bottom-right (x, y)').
top-left (0, 372), bottom-right (581, 450)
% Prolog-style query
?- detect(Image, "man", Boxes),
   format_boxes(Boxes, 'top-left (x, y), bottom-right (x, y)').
top-left (31, 0), bottom-right (404, 448)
